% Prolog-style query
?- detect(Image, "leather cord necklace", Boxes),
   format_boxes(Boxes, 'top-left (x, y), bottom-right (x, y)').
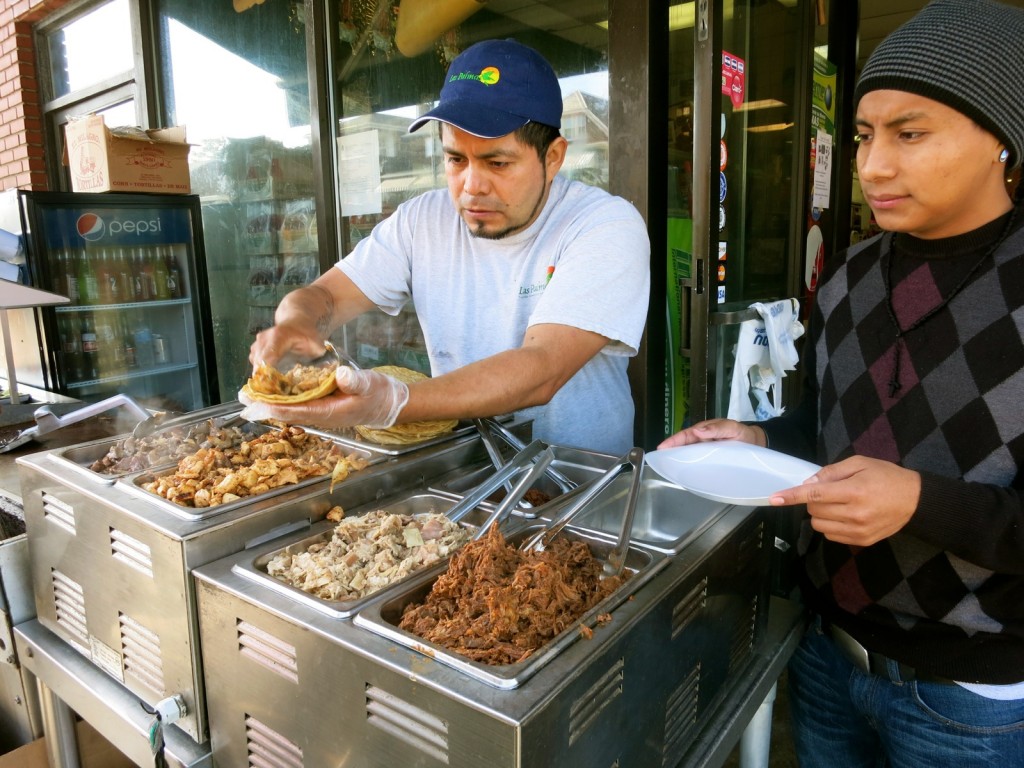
top-left (881, 206), bottom-right (1020, 397)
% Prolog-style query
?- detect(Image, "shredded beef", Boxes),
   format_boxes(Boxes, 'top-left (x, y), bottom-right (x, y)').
top-left (398, 524), bottom-right (626, 666)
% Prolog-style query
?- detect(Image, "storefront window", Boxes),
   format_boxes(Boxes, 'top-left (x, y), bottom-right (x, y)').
top-left (46, 0), bottom-right (133, 99)
top-left (156, 0), bottom-right (315, 402)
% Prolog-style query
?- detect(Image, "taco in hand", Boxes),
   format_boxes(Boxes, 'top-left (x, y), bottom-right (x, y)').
top-left (242, 361), bottom-right (339, 404)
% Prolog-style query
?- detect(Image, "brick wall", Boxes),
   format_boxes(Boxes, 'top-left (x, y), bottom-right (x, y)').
top-left (0, 0), bottom-right (73, 193)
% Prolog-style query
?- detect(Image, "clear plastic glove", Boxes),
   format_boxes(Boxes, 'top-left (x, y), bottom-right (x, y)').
top-left (333, 366), bottom-right (409, 428)
top-left (237, 366), bottom-right (409, 430)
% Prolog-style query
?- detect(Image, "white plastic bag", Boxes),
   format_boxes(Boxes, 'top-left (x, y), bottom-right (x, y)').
top-left (727, 299), bottom-right (804, 421)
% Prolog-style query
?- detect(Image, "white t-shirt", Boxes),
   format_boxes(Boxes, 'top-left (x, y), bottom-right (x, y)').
top-left (337, 175), bottom-right (651, 454)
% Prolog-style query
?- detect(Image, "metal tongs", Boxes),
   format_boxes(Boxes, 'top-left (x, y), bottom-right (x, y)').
top-left (0, 393), bottom-right (152, 453)
top-left (518, 447), bottom-right (645, 579)
top-left (446, 439), bottom-right (554, 536)
top-left (475, 417), bottom-right (577, 495)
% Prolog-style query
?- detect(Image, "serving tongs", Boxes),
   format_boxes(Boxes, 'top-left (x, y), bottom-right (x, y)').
top-left (446, 439), bottom-right (552, 531)
top-left (518, 447), bottom-right (645, 579)
top-left (475, 417), bottom-right (577, 495)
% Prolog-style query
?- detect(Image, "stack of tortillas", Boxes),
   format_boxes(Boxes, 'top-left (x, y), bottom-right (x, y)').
top-left (354, 366), bottom-right (458, 445)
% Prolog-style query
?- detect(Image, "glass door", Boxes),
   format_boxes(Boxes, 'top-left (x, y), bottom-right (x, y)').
top-left (668, 0), bottom-right (813, 428)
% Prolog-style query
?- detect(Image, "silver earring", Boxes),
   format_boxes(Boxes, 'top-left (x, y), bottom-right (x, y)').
top-left (999, 148), bottom-right (1009, 163)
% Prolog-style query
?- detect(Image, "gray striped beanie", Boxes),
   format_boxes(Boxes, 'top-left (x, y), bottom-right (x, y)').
top-left (854, 0), bottom-right (1024, 170)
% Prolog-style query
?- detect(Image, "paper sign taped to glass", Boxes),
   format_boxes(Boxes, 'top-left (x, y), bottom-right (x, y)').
top-left (727, 299), bottom-right (804, 422)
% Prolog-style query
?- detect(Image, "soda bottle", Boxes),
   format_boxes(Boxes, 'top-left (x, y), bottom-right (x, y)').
top-left (80, 313), bottom-right (100, 379)
top-left (95, 310), bottom-right (117, 374)
top-left (120, 313), bottom-right (137, 369)
top-left (153, 247), bottom-right (171, 300)
top-left (164, 247), bottom-right (182, 298)
top-left (115, 248), bottom-right (134, 303)
top-left (141, 248), bottom-right (157, 300)
top-left (132, 249), bottom-right (152, 301)
top-left (97, 248), bottom-right (119, 304)
top-left (55, 249), bottom-right (80, 305)
top-left (58, 314), bottom-right (84, 381)
top-left (77, 250), bottom-right (100, 305)
top-left (134, 320), bottom-right (155, 368)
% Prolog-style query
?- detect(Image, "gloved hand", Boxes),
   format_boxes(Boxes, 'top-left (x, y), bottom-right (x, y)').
top-left (238, 366), bottom-right (409, 430)
top-left (334, 365), bottom-right (409, 428)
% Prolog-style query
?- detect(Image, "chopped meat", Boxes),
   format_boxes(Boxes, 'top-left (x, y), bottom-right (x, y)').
top-left (398, 524), bottom-right (626, 666)
top-left (523, 488), bottom-right (553, 506)
top-left (141, 426), bottom-right (368, 507)
top-left (266, 510), bottom-right (469, 601)
top-left (88, 418), bottom-right (250, 475)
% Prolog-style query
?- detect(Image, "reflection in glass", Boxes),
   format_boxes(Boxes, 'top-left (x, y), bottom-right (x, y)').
top-left (156, 1), bottom-right (315, 402)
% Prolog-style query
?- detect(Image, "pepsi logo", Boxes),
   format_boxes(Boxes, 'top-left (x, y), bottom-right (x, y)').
top-left (76, 213), bottom-right (105, 241)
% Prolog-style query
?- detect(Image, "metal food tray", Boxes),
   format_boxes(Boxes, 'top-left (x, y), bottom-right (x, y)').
top-left (303, 419), bottom-right (480, 456)
top-left (571, 475), bottom-right (734, 555)
top-left (116, 440), bottom-right (378, 522)
top-left (231, 491), bottom-right (493, 619)
top-left (46, 412), bottom-right (264, 486)
top-left (353, 525), bottom-right (668, 690)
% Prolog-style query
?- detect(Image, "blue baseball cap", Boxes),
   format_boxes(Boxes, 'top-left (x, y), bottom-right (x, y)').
top-left (408, 39), bottom-right (563, 138)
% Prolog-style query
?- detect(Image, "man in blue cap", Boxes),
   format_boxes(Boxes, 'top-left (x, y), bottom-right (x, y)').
top-left (245, 39), bottom-right (650, 454)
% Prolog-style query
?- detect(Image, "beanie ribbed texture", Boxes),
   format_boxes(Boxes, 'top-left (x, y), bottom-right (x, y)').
top-left (854, 0), bottom-right (1024, 170)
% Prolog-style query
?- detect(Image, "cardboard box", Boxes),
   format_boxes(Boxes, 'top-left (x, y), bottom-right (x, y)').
top-left (64, 115), bottom-right (192, 195)
top-left (0, 720), bottom-right (134, 768)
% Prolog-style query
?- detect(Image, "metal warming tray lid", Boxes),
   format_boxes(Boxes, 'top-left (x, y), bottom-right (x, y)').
top-left (353, 525), bottom-right (668, 690)
top-left (230, 491), bottom-right (498, 619)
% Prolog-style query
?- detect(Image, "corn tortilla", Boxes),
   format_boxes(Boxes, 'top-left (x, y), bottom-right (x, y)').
top-left (242, 362), bottom-right (338, 404)
top-left (355, 366), bottom-right (458, 445)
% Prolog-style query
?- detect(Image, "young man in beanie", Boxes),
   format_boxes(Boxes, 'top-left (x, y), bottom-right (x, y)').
top-left (244, 39), bottom-right (650, 454)
top-left (660, 0), bottom-right (1024, 763)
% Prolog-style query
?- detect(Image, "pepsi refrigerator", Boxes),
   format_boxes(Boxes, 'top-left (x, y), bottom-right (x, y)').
top-left (17, 190), bottom-right (217, 412)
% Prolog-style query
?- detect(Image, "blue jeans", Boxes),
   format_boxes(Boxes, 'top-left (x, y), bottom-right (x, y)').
top-left (787, 619), bottom-right (1024, 767)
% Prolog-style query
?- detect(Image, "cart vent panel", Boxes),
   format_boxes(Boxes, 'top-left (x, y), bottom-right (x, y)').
top-left (663, 662), bottom-right (701, 763)
top-left (51, 568), bottom-right (88, 646)
top-left (736, 521), bottom-right (765, 571)
top-left (728, 595), bottom-right (758, 673)
top-left (109, 528), bottom-right (154, 578)
top-left (568, 657), bottom-right (624, 746)
top-left (365, 684), bottom-right (449, 764)
top-left (120, 613), bottom-right (165, 694)
top-left (41, 492), bottom-right (76, 534)
top-left (245, 715), bottom-right (302, 768)
top-left (237, 620), bottom-right (298, 684)
top-left (671, 577), bottom-right (708, 639)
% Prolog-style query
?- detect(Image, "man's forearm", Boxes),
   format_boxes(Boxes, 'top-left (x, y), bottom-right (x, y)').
top-left (274, 283), bottom-right (338, 338)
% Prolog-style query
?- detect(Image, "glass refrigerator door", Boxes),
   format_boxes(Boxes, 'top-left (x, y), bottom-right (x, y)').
top-left (19, 191), bottom-right (215, 412)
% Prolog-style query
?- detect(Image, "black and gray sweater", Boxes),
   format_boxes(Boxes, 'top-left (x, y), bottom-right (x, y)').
top-left (763, 204), bottom-right (1024, 684)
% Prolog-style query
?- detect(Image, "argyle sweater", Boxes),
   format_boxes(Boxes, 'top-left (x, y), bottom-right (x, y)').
top-left (763, 204), bottom-right (1024, 684)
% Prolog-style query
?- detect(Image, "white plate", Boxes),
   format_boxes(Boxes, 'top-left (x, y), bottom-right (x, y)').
top-left (645, 441), bottom-right (821, 506)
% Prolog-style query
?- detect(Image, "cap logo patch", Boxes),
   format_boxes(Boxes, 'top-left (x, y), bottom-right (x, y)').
top-left (450, 66), bottom-right (501, 86)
